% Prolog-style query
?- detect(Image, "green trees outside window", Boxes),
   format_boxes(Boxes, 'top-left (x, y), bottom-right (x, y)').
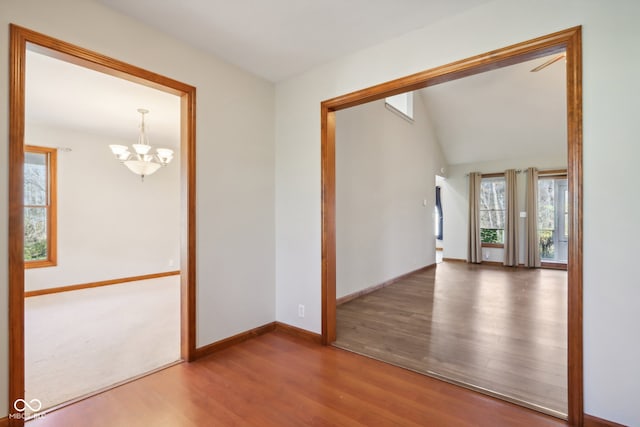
top-left (24, 146), bottom-right (57, 267)
top-left (479, 177), bottom-right (505, 244)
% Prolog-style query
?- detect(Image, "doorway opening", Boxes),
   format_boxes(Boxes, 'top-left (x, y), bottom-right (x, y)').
top-left (321, 27), bottom-right (582, 425)
top-left (9, 25), bottom-right (196, 425)
top-left (22, 47), bottom-right (183, 414)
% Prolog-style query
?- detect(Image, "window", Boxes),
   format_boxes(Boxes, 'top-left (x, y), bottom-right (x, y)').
top-left (24, 145), bottom-right (57, 268)
top-left (537, 176), bottom-right (568, 263)
top-left (385, 92), bottom-right (414, 121)
top-left (479, 176), bottom-right (505, 245)
top-left (435, 186), bottom-right (443, 240)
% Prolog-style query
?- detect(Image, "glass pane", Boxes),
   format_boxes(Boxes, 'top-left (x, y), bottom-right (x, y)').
top-left (480, 178), bottom-right (505, 211)
top-left (481, 228), bottom-right (504, 244)
top-left (537, 179), bottom-right (555, 230)
top-left (539, 230), bottom-right (555, 259)
top-left (25, 152), bottom-right (48, 206)
top-left (25, 207), bottom-right (48, 261)
top-left (564, 189), bottom-right (569, 238)
top-left (385, 92), bottom-right (413, 119)
top-left (480, 210), bottom-right (505, 229)
top-left (479, 177), bottom-right (505, 244)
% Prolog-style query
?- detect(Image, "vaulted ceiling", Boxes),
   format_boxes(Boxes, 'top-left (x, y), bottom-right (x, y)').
top-left (25, 1), bottom-right (566, 166)
top-left (419, 54), bottom-right (566, 166)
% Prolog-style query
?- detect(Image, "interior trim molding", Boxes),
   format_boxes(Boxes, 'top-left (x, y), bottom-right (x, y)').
top-left (584, 414), bottom-right (627, 427)
top-left (320, 26), bottom-right (583, 425)
top-left (541, 262), bottom-right (569, 271)
top-left (336, 263), bottom-right (436, 306)
top-left (274, 321), bottom-right (323, 344)
top-left (194, 322), bottom-right (323, 360)
top-left (481, 260), bottom-right (509, 267)
top-left (194, 323), bottom-right (276, 360)
top-left (482, 242), bottom-right (504, 248)
top-left (9, 24), bottom-right (197, 427)
top-left (24, 271), bottom-right (181, 298)
top-left (539, 168), bottom-right (568, 176)
top-left (442, 257), bottom-right (466, 263)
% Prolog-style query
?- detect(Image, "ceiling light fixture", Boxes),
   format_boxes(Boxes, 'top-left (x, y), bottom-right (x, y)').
top-left (109, 108), bottom-right (173, 181)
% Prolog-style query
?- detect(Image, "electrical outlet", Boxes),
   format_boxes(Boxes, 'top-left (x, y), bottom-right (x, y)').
top-left (298, 304), bottom-right (305, 318)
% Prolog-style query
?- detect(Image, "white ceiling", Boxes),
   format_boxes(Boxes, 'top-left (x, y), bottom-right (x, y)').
top-left (419, 54), bottom-right (567, 166)
top-left (97, 0), bottom-right (493, 82)
top-left (24, 4), bottom-right (566, 166)
top-left (25, 49), bottom-right (181, 149)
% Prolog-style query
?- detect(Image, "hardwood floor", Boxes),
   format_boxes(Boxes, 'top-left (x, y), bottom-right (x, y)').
top-left (26, 331), bottom-right (565, 426)
top-left (335, 261), bottom-right (568, 417)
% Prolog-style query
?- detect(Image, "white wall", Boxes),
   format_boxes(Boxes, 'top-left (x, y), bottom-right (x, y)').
top-left (0, 0), bottom-right (276, 418)
top-left (335, 98), bottom-right (446, 299)
top-left (274, 0), bottom-right (640, 424)
top-left (24, 125), bottom-right (181, 291)
top-left (0, 0), bottom-right (638, 424)
top-left (444, 154), bottom-right (566, 263)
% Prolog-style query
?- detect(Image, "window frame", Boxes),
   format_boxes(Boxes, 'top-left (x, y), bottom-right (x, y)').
top-left (24, 145), bottom-right (57, 268)
top-left (537, 171), bottom-right (568, 264)
top-left (479, 173), bottom-right (506, 248)
top-left (384, 91), bottom-right (414, 122)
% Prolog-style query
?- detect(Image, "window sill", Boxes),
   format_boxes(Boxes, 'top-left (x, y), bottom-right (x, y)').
top-left (25, 260), bottom-right (57, 269)
top-left (481, 243), bottom-right (504, 248)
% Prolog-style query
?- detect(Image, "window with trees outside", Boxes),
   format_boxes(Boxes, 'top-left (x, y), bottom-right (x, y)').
top-left (479, 176), bottom-right (505, 246)
top-left (24, 145), bottom-right (57, 268)
top-left (538, 176), bottom-right (568, 263)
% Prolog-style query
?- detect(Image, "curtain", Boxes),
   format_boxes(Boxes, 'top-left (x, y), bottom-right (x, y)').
top-left (525, 167), bottom-right (541, 267)
top-left (467, 172), bottom-right (482, 263)
top-left (503, 169), bottom-right (519, 266)
top-left (435, 186), bottom-right (443, 241)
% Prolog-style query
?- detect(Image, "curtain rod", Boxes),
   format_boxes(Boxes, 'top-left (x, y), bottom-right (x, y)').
top-left (465, 169), bottom-right (522, 177)
top-left (464, 167), bottom-right (567, 177)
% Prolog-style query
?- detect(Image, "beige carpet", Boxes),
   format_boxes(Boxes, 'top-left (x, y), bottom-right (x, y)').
top-left (25, 276), bottom-right (180, 413)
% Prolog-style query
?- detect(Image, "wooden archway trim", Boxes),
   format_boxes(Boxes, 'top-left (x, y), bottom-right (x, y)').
top-left (8, 24), bottom-right (197, 426)
top-left (320, 26), bottom-right (582, 425)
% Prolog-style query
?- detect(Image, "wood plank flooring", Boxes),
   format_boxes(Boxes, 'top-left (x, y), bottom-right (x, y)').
top-left (27, 331), bottom-right (565, 427)
top-left (335, 261), bottom-right (568, 417)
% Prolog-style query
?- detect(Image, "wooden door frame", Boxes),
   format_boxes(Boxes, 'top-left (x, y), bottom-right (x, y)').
top-left (321, 27), bottom-right (583, 425)
top-left (8, 24), bottom-right (197, 426)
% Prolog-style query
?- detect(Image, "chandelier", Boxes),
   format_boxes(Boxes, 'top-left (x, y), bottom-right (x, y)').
top-left (109, 108), bottom-right (174, 180)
